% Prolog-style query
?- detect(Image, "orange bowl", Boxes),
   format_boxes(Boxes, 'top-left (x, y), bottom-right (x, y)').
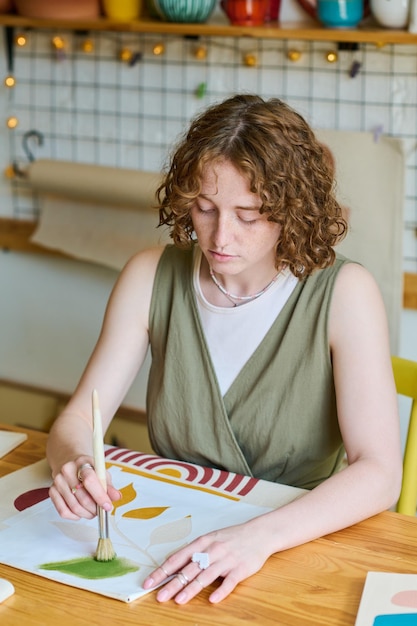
top-left (14, 0), bottom-right (100, 19)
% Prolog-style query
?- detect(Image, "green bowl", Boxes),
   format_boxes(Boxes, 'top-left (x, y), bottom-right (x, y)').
top-left (156, 0), bottom-right (216, 23)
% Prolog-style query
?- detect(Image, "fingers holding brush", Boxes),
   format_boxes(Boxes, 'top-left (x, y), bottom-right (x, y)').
top-left (79, 464), bottom-right (122, 506)
top-left (49, 457), bottom-right (115, 519)
top-left (49, 468), bottom-right (97, 520)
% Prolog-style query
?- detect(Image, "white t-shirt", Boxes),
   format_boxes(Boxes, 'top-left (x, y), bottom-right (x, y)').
top-left (193, 247), bottom-right (298, 395)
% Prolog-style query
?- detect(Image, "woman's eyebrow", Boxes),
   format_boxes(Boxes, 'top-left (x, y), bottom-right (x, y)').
top-left (198, 193), bottom-right (260, 211)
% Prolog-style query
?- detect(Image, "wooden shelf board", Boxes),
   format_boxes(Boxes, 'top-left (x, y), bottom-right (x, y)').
top-left (0, 14), bottom-right (416, 45)
top-left (0, 217), bottom-right (64, 257)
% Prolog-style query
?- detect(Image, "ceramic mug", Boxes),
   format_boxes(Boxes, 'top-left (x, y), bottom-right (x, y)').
top-left (317, 0), bottom-right (364, 27)
top-left (102, 0), bottom-right (141, 20)
top-left (370, 0), bottom-right (409, 27)
top-left (220, 0), bottom-right (269, 26)
top-left (265, 0), bottom-right (282, 21)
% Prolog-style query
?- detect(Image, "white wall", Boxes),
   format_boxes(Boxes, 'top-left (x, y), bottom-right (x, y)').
top-left (0, 251), bottom-right (150, 410)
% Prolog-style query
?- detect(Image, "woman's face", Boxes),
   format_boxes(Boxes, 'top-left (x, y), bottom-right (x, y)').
top-left (190, 160), bottom-right (281, 277)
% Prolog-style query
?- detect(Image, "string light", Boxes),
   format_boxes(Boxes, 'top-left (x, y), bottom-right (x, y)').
top-left (51, 35), bottom-right (67, 60)
top-left (4, 164), bottom-right (15, 179)
top-left (194, 45), bottom-right (207, 60)
top-left (153, 43), bottom-right (165, 56)
top-left (287, 49), bottom-right (302, 62)
top-left (81, 39), bottom-right (94, 53)
top-left (4, 75), bottom-right (15, 88)
top-left (15, 33), bottom-right (27, 47)
top-left (119, 47), bottom-right (133, 62)
top-left (326, 50), bottom-right (338, 63)
top-left (52, 36), bottom-right (65, 50)
top-left (244, 52), bottom-right (258, 67)
top-left (6, 116), bottom-right (18, 129)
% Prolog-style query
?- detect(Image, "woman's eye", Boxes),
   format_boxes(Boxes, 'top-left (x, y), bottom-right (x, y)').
top-left (197, 203), bottom-right (213, 213)
top-left (239, 215), bottom-right (257, 224)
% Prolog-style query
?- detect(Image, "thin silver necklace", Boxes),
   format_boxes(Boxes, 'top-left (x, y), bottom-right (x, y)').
top-left (209, 267), bottom-right (280, 306)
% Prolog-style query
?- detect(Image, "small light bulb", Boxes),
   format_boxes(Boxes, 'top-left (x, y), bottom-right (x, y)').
top-left (326, 50), bottom-right (338, 63)
top-left (153, 43), bottom-right (165, 56)
top-left (287, 49), bottom-right (302, 62)
top-left (194, 45), bottom-right (207, 60)
top-left (15, 34), bottom-right (27, 47)
top-left (119, 47), bottom-right (133, 62)
top-left (52, 36), bottom-right (65, 50)
top-left (81, 39), bottom-right (94, 53)
top-left (4, 164), bottom-right (15, 179)
top-left (244, 53), bottom-right (257, 67)
top-left (6, 116), bottom-right (18, 129)
top-left (4, 75), bottom-right (16, 88)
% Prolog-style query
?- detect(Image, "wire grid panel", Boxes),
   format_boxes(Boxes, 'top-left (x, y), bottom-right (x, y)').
top-left (3, 29), bottom-right (417, 269)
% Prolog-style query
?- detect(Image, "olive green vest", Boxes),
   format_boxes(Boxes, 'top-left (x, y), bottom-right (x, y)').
top-left (147, 245), bottom-right (349, 489)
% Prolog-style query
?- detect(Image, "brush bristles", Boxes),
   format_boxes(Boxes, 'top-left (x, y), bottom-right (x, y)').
top-left (95, 537), bottom-right (116, 562)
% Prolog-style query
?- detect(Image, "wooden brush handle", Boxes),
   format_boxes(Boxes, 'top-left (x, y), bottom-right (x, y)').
top-left (92, 389), bottom-right (106, 491)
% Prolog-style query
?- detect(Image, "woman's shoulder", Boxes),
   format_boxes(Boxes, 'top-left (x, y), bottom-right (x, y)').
top-left (329, 258), bottom-right (387, 347)
top-left (110, 246), bottom-right (167, 305)
top-left (124, 244), bottom-right (192, 272)
top-left (312, 253), bottom-right (370, 291)
top-left (126, 245), bottom-right (167, 268)
top-left (328, 254), bottom-right (384, 315)
top-left (333, 256), bottom-right (379, 293)
top-left (116, 244), bottom-right (194, 299)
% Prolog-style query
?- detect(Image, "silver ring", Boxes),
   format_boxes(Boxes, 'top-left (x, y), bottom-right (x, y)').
top-left (77, 462), bottom-right (94, 482)
top-left (195, 576), bottom-right (205, 589)
top-left (176, 572), bottom-right (189, 586)
top-left (159, 565), bottom-right (170, 578)
top-left (192, 552), bottom-right (210, 570)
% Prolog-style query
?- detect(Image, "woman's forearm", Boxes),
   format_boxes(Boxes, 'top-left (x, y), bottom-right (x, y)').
top-left (46, 411), bottom-right (95, 477)
top-left (253, 456), bottom-right (402, 555)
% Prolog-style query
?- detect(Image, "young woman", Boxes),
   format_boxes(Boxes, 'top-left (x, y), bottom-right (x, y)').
top-left (47, 94), bottom-right (402, 605)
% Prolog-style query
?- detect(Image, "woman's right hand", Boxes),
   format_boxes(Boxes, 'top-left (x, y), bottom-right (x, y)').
top-left (49, 456), bottom-right (122, 520)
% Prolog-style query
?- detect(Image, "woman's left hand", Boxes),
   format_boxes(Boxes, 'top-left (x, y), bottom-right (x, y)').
top-left (142, 521), bottom-right (271, 604)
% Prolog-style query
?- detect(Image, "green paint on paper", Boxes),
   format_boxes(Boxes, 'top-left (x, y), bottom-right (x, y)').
top-left (39, 556), bottom-right (139, 579)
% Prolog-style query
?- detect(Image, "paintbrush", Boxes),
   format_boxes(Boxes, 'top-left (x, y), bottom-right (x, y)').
top-left (92, 388), bottom-right (116, 562)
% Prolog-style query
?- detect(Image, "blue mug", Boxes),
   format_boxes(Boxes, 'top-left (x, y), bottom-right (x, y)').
top-left (317, 0), bottom-right (363, 27)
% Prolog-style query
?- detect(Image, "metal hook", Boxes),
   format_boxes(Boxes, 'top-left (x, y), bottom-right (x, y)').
top-left (11, 129), bottom-right (44, 178)
top-left (22, 129), bottom-right (44, 162)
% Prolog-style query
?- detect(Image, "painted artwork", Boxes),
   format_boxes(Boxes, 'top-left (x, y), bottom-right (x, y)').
top-left (355, 572), bottom-right (417, 625)
top-left (0, 447), bottom-right (304, 603)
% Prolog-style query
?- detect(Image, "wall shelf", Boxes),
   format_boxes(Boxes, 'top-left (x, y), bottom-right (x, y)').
top-left (0, 13), bottom-right (416, 45)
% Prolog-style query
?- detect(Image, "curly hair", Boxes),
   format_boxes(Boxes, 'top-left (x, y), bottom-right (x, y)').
top-left (157, 94), bottom-right (347, 278)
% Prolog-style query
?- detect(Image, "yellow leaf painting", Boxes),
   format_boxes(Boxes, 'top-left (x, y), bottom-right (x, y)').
top-left (111, 482), bottom-right (137, 515)
top-left (122, 506), bottom-right (169, 520)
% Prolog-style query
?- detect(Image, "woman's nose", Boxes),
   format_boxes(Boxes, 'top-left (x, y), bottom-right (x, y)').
top-left (212, 214), bottom-right (230, 247)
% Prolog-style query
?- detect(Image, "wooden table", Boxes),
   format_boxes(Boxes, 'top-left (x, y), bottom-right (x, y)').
top-left (0, 424), bottom-right (416, 626)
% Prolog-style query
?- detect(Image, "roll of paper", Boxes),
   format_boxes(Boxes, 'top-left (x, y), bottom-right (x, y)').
top-left (27, 160), bottom-right (162, 210)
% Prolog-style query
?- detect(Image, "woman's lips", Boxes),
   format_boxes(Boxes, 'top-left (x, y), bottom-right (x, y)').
top-left (209, 250), bottom-right (236, 262)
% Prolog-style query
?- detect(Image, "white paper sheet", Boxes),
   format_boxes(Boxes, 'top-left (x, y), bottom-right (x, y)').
top-left (0, 430), bottom-right (27, 459)
top-left (0, 463), bottom-right (273, 603)
top-left (0, 447), bottom-right (305, 603)
top-left (355, 572), bottom-right (417, 625)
